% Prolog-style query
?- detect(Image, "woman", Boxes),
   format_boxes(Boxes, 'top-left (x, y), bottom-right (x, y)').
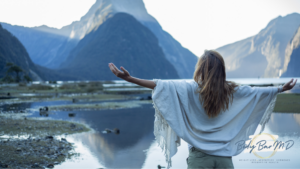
top-left (108, 50), bottom-right (297, 169)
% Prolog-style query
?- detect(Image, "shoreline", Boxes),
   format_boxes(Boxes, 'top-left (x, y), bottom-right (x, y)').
top-left (0, 113), bottom-right (91, 168)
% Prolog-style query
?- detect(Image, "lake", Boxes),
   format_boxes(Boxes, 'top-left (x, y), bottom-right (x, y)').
top-left (1, 77), bottom-right (299, 169)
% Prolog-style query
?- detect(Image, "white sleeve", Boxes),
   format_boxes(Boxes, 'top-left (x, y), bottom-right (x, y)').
top-left (152, 79), bottom-right (183, 169)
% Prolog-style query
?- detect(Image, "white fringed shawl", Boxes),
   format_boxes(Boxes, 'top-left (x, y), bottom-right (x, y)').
top-left (152, 79), bottom-right (279, 168)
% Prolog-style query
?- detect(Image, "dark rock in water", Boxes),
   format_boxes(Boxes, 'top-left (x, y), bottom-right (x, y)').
top-left (61, 138), bottom-right (67, 142)
top-left (40, 107), bottom-right (49, 112)
top-left (103, 128), bottom-right (120, 134)
top-left (0, 162), bottom-right (8, 168)
top-left (47, 163), bottom-right (54, 168)
top-left (113, 128), bottom-right (120, 134)
top-left (140, 97), bottom-right (144, 100)
top-left (157, 165), bottom-right (165, 169)
top-left (104, 128), bottom-right (112, 133)
top-left (147, 96), bottom-right (152, 100)
top-left (7, 93), bottom-right (10, 96)
top-left (31, 163), bottom-right (40, 168)
top-left (68, 113), bottom-right (76, 117)
top-left (70, 123), bottom-right (76, 128)
top-left (45, 136), bottom-right (54, 140)
top-left (72, 98), bottom-right (78, 103)
top-left (39, 107), bottom-right (49, 117)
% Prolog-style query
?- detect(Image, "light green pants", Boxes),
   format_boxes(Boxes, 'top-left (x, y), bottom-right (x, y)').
top-left (187, 147), bottom-right (234, 169)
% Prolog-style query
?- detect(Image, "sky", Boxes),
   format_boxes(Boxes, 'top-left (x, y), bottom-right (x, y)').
top-left (0, 0), bottom-right (300, 57)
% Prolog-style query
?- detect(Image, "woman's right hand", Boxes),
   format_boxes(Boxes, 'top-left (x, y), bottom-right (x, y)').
top-left (108, 63), bottom-right (132, 81)
top-left (108, 62), bottom-right (156, 89)
top-left (282, 79), bottom-right (297, 92)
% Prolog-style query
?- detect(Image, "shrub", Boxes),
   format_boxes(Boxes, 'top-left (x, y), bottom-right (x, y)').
top-left (77, 82), bottom-right (87, 88)
top-left (18, 82), bottom-right (27, 87)
top-left (28, 84), bottom-right (53, 90)
top-left (89, 81), bottom-right (103, 87)
top-left (58, 83), bottom-right (76, 90)
top-left (86, 86), bottom-right (100, 93)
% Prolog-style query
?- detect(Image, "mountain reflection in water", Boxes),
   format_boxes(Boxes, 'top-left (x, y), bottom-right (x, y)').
top-left (68, 105), bottom-right (155, 168)
top-left (27, 103), bottom-right (155, 168)
top-left (267, 113), bottom-right (300, 136)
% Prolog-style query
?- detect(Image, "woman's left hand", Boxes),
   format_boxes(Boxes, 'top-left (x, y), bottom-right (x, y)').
top-left (282, 78), bottom-right (298, 92)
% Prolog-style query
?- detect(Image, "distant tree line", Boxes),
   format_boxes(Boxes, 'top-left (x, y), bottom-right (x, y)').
top-left (1, 62), bottom-right (32, 83)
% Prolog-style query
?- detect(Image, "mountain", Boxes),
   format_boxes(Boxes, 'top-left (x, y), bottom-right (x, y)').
top-left (1, 23), bottom-right (70, 68)
top-left (59, 0), bottom-right (198, 78)
top-left (59, 0), bottom-right (157, 40)
top-left (281, 26), bottom-right (300, 77)
top-left (0, 24), bottom-right (79, 81)
top-left (215, 13), bottom-right (300, 78)
top-left (59, 13), bottom-right (179, 80)
top-left (2, 0), bottom-right (198, 78)
top-left (0, 24), bottom-right (43, 80)
top-left (140, 21), bottom-right (197, 79)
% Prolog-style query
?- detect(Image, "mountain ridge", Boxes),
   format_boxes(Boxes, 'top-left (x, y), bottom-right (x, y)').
top-left (215, 13), bottom-right (300, 78)
top-left (59, 13), bottom-right (179, 80)
top-left (281, 26), bottom-right (300, 77)
top-left (0, 24), bottom-right (43, 80)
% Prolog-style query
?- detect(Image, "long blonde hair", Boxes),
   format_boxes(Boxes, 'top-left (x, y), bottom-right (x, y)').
top-left (193, 50), bottom-right (238, 118)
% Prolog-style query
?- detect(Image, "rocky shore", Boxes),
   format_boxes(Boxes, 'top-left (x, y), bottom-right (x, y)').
top-left (0, 136), bottom-right (77, 168)
top-left (0, 115), bottom-right (90, 168)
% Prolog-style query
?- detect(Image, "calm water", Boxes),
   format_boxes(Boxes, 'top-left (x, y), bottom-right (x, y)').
top-left (1, 78), bottom-right (300, 169)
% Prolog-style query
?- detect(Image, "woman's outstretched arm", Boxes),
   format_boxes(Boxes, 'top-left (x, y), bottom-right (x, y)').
top-left (108, 63), bottom-right (156, 89)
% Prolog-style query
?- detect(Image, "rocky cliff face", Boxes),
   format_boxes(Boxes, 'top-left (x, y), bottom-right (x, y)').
top-left (0, 24), bottom-right (42, 80)
top-left (60, 0), bottom-right (157, 40)
top-left (0, 24), bottom-right (79, 81)
top-left (281, 26), bottom-right (300, 77)
top-left (59, 13), bottom-right (179, 80)
top-left (216, 13), bottom-right (300, 78)
top-left (1, 23), bottom-right (70, 68)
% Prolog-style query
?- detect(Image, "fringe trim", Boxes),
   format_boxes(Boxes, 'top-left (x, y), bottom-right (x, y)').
top-left (153, 101), bottom-right (173, 168)
top-left (152, 79), bottom-right (174, 169)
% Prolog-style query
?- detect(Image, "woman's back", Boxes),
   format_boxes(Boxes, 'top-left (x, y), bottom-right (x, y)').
top-left (152, 79), bottom-right (278, 156)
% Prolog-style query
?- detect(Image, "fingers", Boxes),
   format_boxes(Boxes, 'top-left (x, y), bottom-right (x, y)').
top-left (108, 63), bottom-right (131, 79)
top-left (108, 63), bottom-right (127, 78)
top-left (108, 63), bottom-right (115, 73)
top-left (120, 66), bottom-right (129, 75)
top-left (112, 63), bottom-right (122, 73)
top-left (108, 63), bottom-right (120, 75)
top-left (287, 78), bottom-right (293, 85)
top-left (292, 79), bottom-right (297, 87)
